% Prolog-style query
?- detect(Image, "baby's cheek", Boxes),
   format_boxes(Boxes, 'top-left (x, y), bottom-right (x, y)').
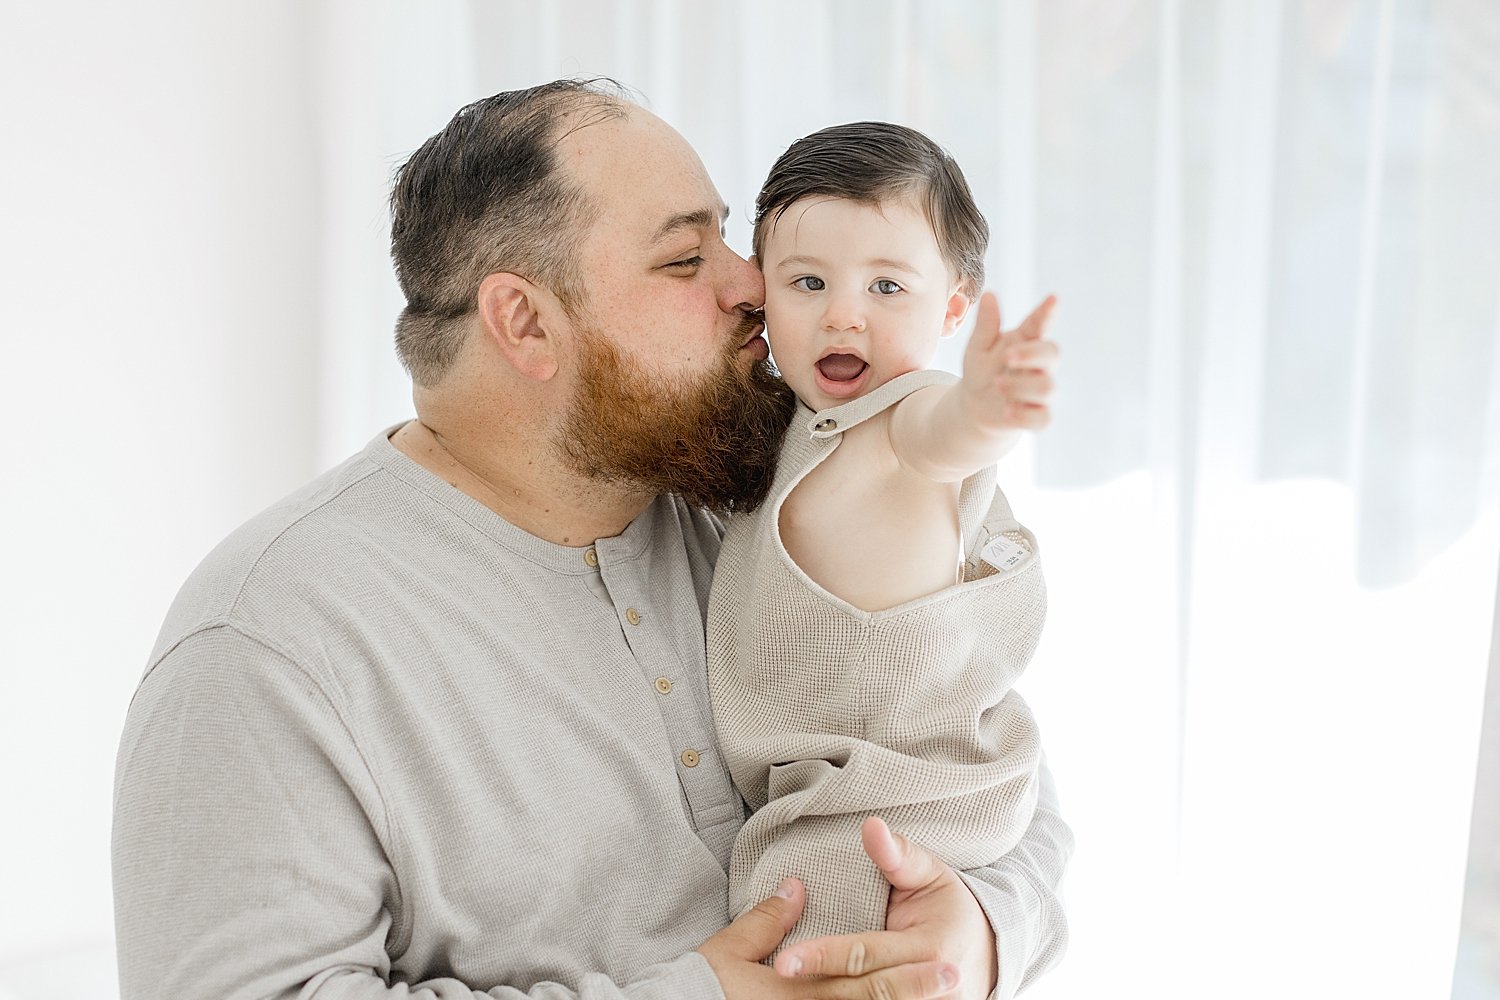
top-left (761, 306), bottom-right (806, 360)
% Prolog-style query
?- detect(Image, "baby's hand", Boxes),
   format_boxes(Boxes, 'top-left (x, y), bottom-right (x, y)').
top-left (958, 292), bottom-right (1059, 433)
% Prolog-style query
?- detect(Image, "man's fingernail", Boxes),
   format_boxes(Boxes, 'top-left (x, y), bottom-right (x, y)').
top-left (784, 955), bottom-right (802, 976)
top-left (774, 879), bottom-right (796, 899)
top-left (939, 965), bottom-right (959, 991)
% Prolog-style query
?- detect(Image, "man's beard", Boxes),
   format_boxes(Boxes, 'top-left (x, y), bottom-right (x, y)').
top-left (559, 316), bottom-right (796, 516)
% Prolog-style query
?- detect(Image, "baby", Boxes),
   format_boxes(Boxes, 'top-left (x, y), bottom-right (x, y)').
top-left (706, 121), bottom-right (1059, 952)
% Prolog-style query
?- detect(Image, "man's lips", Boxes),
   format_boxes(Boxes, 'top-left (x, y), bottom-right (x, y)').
top-left (739, 319), bottom-right (768, 356)
top-left (740, 335), bottom-right (770, 360)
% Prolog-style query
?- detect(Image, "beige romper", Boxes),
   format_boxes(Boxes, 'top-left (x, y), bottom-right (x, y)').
top-left (706, 369), bottom-right (1047, 947)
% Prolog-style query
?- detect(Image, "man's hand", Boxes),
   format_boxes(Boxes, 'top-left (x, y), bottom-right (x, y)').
top-left (770, 819), bottom-right (998, 1000)
top-left (958, 292), bottom-right (1058, 435)
top-left (698, 876), bottom-right (961, 1000)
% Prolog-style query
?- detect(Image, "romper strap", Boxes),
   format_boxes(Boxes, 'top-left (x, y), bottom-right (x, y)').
top-left (802, 370), bottom-right (957, 441)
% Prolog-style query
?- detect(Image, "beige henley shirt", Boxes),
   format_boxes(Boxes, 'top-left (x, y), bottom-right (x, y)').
top-left (110, 427), bottom-right (1072, 999)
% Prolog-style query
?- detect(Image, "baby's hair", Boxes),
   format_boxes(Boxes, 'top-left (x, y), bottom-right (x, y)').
top-left (752, 122), bottom-right (988, 296)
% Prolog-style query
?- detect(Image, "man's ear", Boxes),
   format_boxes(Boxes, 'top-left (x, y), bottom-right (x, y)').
top-left (477, 272), bottom-right (559, 381)
top-left (940, 285), bottom-right (974, 338)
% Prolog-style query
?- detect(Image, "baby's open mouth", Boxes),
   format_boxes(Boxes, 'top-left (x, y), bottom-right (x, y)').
top-left (816, 354), bottom-right (868, 382)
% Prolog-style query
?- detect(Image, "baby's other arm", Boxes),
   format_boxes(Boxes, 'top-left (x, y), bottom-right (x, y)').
top-left (888, 292), bottom-right (1058, 483)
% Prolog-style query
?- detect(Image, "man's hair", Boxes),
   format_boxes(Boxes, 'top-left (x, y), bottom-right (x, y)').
top-left (752, 121), bottom-right (988, 297)
top-left (389, 79), bottom-right (629, 386)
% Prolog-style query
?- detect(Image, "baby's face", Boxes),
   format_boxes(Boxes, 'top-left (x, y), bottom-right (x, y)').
top-left (759, 196), bottom-right (971, 411)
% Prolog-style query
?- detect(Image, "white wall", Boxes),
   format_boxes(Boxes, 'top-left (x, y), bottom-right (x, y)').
top-left (0, 1), bottom-right (323, 983)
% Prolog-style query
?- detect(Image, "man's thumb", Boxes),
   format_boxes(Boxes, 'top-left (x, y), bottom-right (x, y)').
top-left (717, 879), bottom-right (804, 961)
top-left (861, 816), bottom-right (944, 893)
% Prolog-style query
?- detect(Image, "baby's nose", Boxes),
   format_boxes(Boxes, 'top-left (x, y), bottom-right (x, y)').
top-left (821, 295), bottom-right (866, 332)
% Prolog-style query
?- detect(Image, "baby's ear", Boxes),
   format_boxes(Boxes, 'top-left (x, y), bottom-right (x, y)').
top-left (749, 253), bottom-right (761, 271)
top-left (940, 286), bottom-right (974, 338)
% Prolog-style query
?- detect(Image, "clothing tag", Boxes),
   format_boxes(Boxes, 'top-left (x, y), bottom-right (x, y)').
top-left (980, 535), bottom-right (1028, 571)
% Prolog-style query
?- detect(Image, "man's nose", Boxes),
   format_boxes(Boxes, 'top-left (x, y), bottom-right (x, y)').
top-left (721, 250), bottom-right (765, 315)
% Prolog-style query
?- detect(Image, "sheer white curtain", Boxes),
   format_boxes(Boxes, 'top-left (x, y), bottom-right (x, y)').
top-left (300, 3), bottom-right (1498, 998)
top-left (5, 2), bottom-right (1497, 998)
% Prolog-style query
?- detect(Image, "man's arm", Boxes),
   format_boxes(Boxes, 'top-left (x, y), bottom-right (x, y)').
top-left (111, 626), bottom-right (722, 1000)
top-left (955, 755), bottom-right (1073, 999)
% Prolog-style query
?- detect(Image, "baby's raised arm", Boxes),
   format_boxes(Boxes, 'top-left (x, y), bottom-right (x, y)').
top-left (888, 293), bottom-right (1059, 483)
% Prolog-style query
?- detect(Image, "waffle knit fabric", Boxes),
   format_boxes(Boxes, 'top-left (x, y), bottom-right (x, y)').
top-left (708, 369), bottom-right (1047, 951)
top-left (112, 425), bottom-right (1070, 1000)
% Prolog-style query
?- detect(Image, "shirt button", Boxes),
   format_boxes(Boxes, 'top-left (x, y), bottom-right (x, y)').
top-left (625, 607), bottom-right (642, 626)
top-left (680, 749), bottom-right (700, 768)
top-left (654, 677), bottom-right (672, 695)
top-left (814, 418), bottom-right (838, 432)
top-left (584, 547), bottom-right (598, 567)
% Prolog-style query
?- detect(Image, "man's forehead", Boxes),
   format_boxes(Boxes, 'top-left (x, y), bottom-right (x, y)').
top-left (557, 111), bottom-right (723, 241)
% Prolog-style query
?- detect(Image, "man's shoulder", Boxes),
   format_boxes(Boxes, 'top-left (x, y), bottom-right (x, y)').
top-left (145, 444), bottom-right (398, 672)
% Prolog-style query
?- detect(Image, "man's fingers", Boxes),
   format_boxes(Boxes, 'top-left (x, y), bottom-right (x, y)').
top-left (860, 961), bottom-right (958, 1000)
top-left (714, 878), bottom-right (804, 962)
top-left (777, 929), bottom-right (918, 979)
top-left (860, 817), bottom-right (945, 894)
top-left (793, 959), bottom-right (960, 1000)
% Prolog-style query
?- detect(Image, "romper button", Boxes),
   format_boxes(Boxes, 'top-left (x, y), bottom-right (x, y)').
top-left (625, 607), bottom-right (642, 626)
top-left (680, 749), bottom-right (700, 768)
top-left (654, 677), bottom-right (672, 695)
top-left (584, 547), bottom-right (598, 567)
top-left (814, 418), bottom-right (837, 431)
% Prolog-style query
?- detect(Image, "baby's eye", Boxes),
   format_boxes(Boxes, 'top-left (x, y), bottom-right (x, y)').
top-left (793, 276), bottom-right (826, 292)
top-left (872, 279), bottom-right (903, 295)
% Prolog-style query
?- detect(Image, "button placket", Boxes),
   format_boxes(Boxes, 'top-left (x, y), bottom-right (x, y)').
top-left (594, 542), bottom-right (737, 843)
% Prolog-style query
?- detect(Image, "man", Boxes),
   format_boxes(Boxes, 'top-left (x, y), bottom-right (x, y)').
top-left (112, 80), bottom-right (1071, 1000)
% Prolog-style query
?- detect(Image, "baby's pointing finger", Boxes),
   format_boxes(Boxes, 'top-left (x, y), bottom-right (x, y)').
top-left (1015, 294), bottom-right (1057, 340)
